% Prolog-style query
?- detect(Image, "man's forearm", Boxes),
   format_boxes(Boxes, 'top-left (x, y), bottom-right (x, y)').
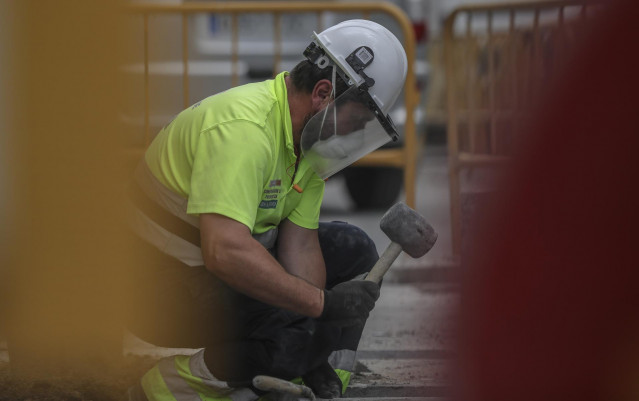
top-left (276, 219), bottom-right (327, 288)
top-left (200, 214), bottom-right (324, 317)
top-left (211, 241), bottom-right (324, 317)
top-left (278, 245), bottom-right (326, 288)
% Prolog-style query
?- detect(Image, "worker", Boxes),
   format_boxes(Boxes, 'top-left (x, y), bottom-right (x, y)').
top-left (126, 19), bottom-right (407, 401)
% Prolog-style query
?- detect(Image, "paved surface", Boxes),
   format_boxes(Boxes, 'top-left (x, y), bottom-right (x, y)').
top-left (122, 144), bottom-right (459, 400)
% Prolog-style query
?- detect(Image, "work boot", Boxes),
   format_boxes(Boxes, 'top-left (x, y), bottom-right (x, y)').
top-left (302, 361), bottom-right (342, 399)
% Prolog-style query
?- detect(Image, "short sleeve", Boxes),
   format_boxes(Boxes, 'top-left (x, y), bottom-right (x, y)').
top-left (186, 121), bottom-right (272, 231)
top-left (286, 175), bottom-right (325, 229)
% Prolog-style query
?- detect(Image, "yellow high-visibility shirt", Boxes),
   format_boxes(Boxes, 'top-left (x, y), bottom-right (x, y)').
top-left (144, 72), bottom-right (324, 234)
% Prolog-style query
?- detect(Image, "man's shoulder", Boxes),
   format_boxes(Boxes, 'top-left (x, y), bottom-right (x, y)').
top-left (198, 80), bottom-right (279, 128)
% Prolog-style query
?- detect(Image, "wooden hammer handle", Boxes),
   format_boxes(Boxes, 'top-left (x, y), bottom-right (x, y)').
top-left (252, 375), bottom-right (316, 400)
top-left (365, 241), bottom-right (403, 284)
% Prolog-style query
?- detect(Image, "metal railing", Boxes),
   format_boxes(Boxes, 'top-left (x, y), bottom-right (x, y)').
top-left (443, 1), bottom-right (600, 259)
top-left (126, 1), bottom-right (419, 208)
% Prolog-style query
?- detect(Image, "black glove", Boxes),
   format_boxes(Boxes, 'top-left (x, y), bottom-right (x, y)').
top-left (320, 280), bottom-right (380, 326)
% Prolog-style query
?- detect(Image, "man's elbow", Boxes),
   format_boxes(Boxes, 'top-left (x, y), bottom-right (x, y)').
top-left (201, 240), bottom-right (234, 277)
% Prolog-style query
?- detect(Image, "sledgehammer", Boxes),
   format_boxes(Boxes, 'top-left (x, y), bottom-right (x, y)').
top-left (365, 202), bottom-right (438, 284)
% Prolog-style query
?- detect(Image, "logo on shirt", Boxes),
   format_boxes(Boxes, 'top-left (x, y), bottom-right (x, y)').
top-left (260, 178), bottom-right (282, 209)
top-left (259, 200), bottom-right (278, 209)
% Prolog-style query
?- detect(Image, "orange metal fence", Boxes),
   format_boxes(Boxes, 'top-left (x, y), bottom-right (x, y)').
top-left (126, 1), bottom-right (418, 208)
top-left (443, 1), bottom-right (601, 259)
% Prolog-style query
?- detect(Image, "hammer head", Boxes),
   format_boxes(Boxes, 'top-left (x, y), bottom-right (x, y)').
top-left (380, 202), bottom-right (437, 258)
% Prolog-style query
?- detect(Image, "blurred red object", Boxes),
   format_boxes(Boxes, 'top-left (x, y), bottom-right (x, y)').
top-left (413, 21), bottom-right (427, 43)
top-left (457, 1), bottom-right (639, 401)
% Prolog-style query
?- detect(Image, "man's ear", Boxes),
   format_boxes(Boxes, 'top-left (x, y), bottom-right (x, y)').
top-left (311, 79), bottom-right (333, 111)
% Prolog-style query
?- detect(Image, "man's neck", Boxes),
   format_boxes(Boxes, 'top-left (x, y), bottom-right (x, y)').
top-left (285, 76), bottom-right (312, 154)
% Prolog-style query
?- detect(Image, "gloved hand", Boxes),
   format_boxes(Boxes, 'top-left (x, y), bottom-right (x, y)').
top-left (320, 280), bottom-right (380, 326)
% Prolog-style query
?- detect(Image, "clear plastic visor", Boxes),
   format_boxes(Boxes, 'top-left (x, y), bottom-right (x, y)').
top-left (300, 86), bottom-right (395, 179)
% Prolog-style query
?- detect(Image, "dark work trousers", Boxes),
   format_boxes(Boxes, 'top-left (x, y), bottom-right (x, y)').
top-left (125, 221), bottom-right (379, 384)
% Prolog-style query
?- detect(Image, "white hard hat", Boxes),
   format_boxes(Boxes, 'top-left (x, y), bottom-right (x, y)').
top-left (301, 19), bottom-right (408, 179)
top-left (311, 19), bottom-right (407, 114)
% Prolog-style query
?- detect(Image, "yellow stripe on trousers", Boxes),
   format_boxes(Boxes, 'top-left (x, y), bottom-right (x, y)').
top-left (140, 352), bottom-right (259, 401)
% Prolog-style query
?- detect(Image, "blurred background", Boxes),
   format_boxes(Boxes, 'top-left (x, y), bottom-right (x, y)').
top-left (4, 1), bottom-right (629, 400)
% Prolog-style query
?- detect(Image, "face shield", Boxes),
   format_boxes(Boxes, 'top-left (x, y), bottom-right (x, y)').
top-left (300, 83), bottom-right (399, 179)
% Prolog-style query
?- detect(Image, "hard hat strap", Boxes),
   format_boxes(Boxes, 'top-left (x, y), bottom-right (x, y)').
top-left (316, 65), bottom-right (338, 142)
top-left (331, 65), bottom-right (337, 139)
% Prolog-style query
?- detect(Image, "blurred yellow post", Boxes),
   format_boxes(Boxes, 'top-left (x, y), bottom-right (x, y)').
top-left (3, 0), bottom-right (130, 377)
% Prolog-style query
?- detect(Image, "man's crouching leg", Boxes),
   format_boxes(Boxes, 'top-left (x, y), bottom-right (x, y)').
top-left (202, 220), bottom-right (379, 399)
top-left (299, 221), bottom-right (380, 398)
top-left (131, 349), bottom-right (261, 401)
top-left (203, 308), bottom-right (341, 383)
top-left (198, 313), bottom-right (359, 399)
top-left (130, 221), bottom-right (379, 401)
